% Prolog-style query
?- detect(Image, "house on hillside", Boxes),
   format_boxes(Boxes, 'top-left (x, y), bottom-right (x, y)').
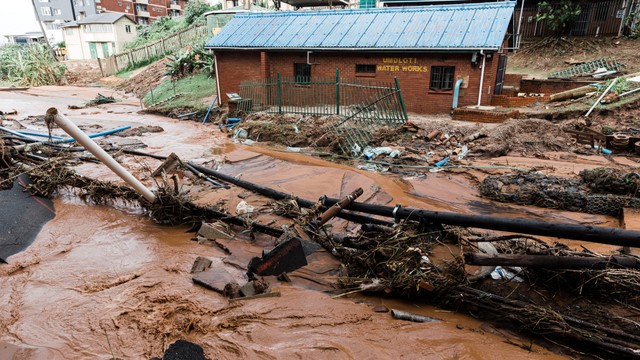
top-left (4, 33), bottom-right (46, 46)
top-left (205, 2), bottom-right (516, 114)
top-left (62, 13), bottom-right (137, 60)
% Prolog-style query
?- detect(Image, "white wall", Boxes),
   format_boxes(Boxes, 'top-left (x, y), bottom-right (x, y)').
top-left (62, 18), bottom-right (137, 60)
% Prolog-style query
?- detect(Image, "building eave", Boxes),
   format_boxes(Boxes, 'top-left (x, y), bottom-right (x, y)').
top-left (205, 46), bottom-right (501, 52)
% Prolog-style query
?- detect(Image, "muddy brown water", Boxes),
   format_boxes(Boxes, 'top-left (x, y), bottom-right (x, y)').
top-left (0, 87), bottom-right (622, 359)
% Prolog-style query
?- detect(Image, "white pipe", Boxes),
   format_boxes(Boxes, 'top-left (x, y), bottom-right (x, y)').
top-left (585, 78), bottom-right (618, 118)
top-left (47, 108), bottom-right (157, 203)
top-left (515, 0), bottom-right (525, 51)
top-left (476, 50), bottom-right (486, 107)
top-left (214, 53), bottom-right (221, 107)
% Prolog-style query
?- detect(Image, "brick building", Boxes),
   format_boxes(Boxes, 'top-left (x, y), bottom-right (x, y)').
top-left (97, 0), bottom-right (190, 25)
top-left (205, 2), bottom-right (516, 114)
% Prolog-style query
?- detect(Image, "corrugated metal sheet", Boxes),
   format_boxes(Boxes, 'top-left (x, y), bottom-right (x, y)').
top-left (205, 2), bottom-right (516, 51)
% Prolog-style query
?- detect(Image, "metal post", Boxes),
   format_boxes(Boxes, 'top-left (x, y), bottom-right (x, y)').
top-left (394, 77), bottom-right (408, 120)
top-left (335, 68), bottom-right (340, 115)
top-left (277, 73), bottom-right (282, 114)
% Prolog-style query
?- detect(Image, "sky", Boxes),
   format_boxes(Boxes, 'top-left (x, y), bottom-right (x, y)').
top-left (0, 0), bottom-right (41, 43)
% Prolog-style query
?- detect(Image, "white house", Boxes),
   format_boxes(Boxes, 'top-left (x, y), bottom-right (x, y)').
top-left (62, 13), bottom-right (137, 60)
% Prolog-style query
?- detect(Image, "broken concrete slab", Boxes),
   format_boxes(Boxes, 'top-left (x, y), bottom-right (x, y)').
top-left (239, 282), bottom-right (257, 297)
top-left (197, 222), bottom-right (233, 240)
top-left (248, 237), bottom-right (308, 276)
top-left (192, 268), bottom-right (244, 294)
top-left (190, 256), bottom-right (212, 274)
top-left (151, 152), bottom-right (181, 177)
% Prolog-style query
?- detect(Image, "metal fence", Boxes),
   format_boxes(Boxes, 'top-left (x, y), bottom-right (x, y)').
top-left (515, 0), bottom-right (627, 39)
top-left (98, 24), bottom-right (208, 76)
top-left (238, 70), bottom-right (408, 155)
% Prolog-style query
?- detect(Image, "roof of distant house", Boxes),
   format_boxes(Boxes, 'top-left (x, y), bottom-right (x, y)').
top-left (206, 2), bottom-right (516, 52)
top-left (62, 13), bottom-right (135, 27)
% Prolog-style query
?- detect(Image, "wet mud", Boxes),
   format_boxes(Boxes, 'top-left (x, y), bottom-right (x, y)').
top-left (0, 87), bottom-right (633, 359)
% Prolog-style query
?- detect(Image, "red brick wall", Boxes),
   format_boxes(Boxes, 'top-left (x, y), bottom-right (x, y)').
top-left (452, 108), bottom-right (521, 123)
top-left (504, 73), bottom-right (524, 89)
top-left (99, 0), bottom-right (186, 22)
top-left (490, 94), bottom-right (549, 107)
top-left (215, 50), bottom-right (503, 114)
top-left (99, 0), bottom-right (135, 16)
top-left (215, 51), bottom-right (263, 100)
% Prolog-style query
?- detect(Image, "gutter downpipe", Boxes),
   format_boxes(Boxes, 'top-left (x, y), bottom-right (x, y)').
top-left (46, 108), bottom-right (156, 203)
top-left (214, 52), bottom-right (221, 106)
top-left (452, 78), bottom-right (464, 109)
top-left (515, 0), bottom-right (525, 51)
top-left (476, 50), bottom-right (486, 107)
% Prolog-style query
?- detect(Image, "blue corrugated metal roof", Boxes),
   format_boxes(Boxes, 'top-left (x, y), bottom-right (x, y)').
top-left (205, 2), bottom-right (516, 51)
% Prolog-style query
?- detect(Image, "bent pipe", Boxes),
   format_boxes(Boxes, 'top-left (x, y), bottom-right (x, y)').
top-left (452, 78), bottom-right (464, 109)
top-left (187, 162), bottom-right (393, 227)
top-left (319, 197), bottom-right (640, 248)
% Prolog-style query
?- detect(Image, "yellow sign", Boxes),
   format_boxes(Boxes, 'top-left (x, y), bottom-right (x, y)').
top-left (382, 57), bottom-right (418, 64)
top-left (377, 65), bottom-right (428, 72)
top-left (378, 57), bottom-right (428, 72)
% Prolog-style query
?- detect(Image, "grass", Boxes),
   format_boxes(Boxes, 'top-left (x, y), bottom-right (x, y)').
top-left (143, 72), bottom-right (215, 113)
top-left (116, 55), bottom-right (164, 77)
top-left (0, 80), bottom-right (20, 87)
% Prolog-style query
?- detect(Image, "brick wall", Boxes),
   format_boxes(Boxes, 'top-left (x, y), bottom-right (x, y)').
top-left (99, 0), bottom-right (186, 23)
top-left (520, 79), bottom-right (594, 94)
top-left (215, 51), bottom-right (263, 101)
top-left (504, 73), bottom-right (524, 88)
top-left (99, 0), bottom-right (135, 16)
top-left (452, 108), bottom-right (521, 123)
top-left (215, 50), bottom-right (504, 114)
top-left (490, 94), bottom-right (549, 107)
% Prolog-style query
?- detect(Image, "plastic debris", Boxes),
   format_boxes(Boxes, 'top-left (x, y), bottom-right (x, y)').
top-left (236, 200), bottom-right (254, 215)
top-left (490, 266), bottom-right (524, 282)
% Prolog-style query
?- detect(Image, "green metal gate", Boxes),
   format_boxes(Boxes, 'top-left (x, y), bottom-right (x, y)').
top-left (238, 69), bottom-right (408, 155)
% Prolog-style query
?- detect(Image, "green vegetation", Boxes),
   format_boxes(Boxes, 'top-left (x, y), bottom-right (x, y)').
top-left (143, 72), bottom-right (215, 113)
top-left (124, 0), bottom-right (220, 50)
top-left (0, 44), bottom-right (66, 86)
top-left (165, 44), bottom-right (213, 80)
top-left (535, 1), bottom-right (582, 35)
top-left (184, 0), bottom-right (220, 25)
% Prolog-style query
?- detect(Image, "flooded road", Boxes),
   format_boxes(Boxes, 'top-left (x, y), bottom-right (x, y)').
top-left (0, 86), bottom-right (619, 359)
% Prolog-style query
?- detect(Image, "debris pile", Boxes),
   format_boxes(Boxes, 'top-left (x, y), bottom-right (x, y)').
top-left (481, 170), bottom-right (640, 215)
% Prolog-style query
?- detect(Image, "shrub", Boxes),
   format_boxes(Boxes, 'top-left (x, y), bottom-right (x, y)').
top-left (0, 44), bottom-right (66, 86)
top-left (536, 1), bottom-right (582, 36)
top-left (184, 0), bottom-right (214, 25)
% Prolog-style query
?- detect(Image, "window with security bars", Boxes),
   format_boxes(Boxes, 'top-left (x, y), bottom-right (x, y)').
top-left (355, 64), bottom-right (376, 74)
top-left (294, 63), bottom-right (311, 83)
top-left (430, 66), bottom-right (455, 90)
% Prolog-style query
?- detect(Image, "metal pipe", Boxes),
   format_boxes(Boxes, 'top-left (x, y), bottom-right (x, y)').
top-left (319, 197), bottom-right (640, 247)
top-left (620, 86), bottom-right (640, 98)
top-left (187, 162), bottom-right (393, 226)
top-left (476, 50), bottom-right (486, 107)
top-left (452, 78), bottom-right (464, 109)
top-left (585, 78), bottom-right (617, 117)
top-left (46, 108), bottom-right (156, 203)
